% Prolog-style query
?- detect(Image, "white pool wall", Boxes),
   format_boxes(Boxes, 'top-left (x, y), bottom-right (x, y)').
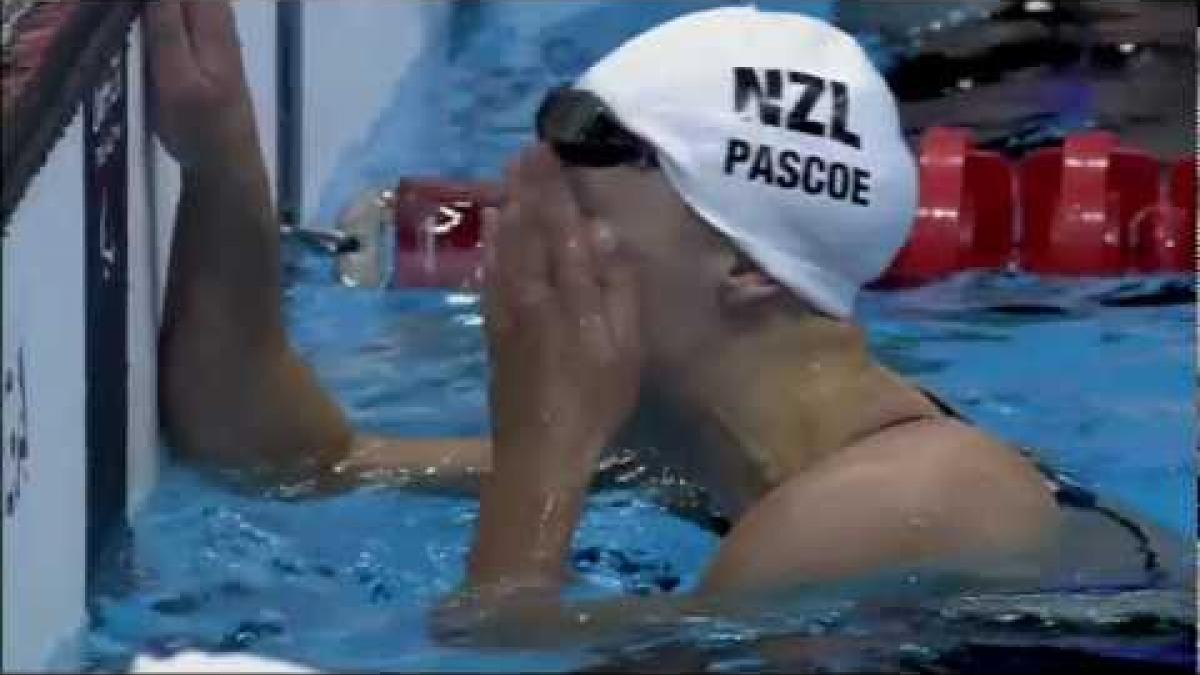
top-left (2, 105), bottom-right (90, 675)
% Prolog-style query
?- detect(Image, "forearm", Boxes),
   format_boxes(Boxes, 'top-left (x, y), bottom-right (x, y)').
top-left (448, 437), bottom-right (672, 648)
top-left (159, 127), bottom-right (352, 476)
top-left (451, 473), bottom-right (653, 651)
top-left (466, 458), bottom-right (591, 594)
top-left (161, 129), bottom-right (283, 348)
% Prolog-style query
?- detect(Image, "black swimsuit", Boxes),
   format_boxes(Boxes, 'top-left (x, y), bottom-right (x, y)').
top-left (922, 390), bottom-right (1166, 586)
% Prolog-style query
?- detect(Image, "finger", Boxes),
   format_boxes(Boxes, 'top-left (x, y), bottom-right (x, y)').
top-left (181, 0), bottom-right (243, 74)
top-left (523, 144), bottom-right (585, 227)
top-left (480, 206), bottom-right (510, 333)
top-left (145, 0), bottom-right (200, 89)
top-left (502, 151), bottom-right (554, 298)
top-left (522, 144), bottom-right (589, 246)
top-left (488, 192), bottom-right (520, 303)
top-left (523, 146), bottom-right (604, 318)
top-left (596, 222), bottom-right (641, 357)
top-left (491, 197), bottom-right (555, 320)
top-left (481, 206), bottom-right (502, 280)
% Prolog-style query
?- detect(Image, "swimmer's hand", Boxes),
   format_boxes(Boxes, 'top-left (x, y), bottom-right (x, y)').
top-left (469, 145), bottom-right (641, 592)
top-left (483, 145), bottom-right (641, 478)
top-left (146, 0), bottom-right (258, 168)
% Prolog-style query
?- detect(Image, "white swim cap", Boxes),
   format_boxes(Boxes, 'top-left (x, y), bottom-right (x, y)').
top-left (577, 6), bottom-right (917, 318)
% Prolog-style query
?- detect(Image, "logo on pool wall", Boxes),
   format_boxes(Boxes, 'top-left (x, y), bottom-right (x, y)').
top-left (2, 347), bottom-right (30, 518)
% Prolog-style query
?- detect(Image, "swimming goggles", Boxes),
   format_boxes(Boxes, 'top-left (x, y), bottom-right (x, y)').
top-left (535, 86), bottom-right (657, 169)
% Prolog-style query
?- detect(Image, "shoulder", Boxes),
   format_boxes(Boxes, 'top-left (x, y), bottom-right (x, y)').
top-left (784, 417), bottom-right (1060, 545)
top-left (839, 417), bottom-right (1057, 519)
top-left (702, 418), bottom-right (1059, 593)
top-left (893, 418), bottom-right (1060, 542)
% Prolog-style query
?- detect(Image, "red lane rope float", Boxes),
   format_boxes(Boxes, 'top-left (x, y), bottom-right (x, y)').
top-left (878, 128), bottom-right (1189, 285)
top-left (1019, 131), bottom-right (1163, 276)
top-left (874, 127), bottom-right (1016, 287)
top-left (1131, 157), bottom-right (1197, 274)
top-left (374, 130), bottom-right (1189, 291)
top-left (391, 179), bottom-right (502, 289)
top-left (1, 0), bottom-right (140, 229)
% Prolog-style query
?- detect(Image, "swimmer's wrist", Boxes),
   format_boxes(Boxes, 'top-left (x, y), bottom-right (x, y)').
top-left (468, 460), bottom-right (589, 589)
top-left (490, 425), bottom-right (608, 486)
top-left (490, 446), bottom-right (595, 492)
top-left (468, 424), bottom-right (610, 589)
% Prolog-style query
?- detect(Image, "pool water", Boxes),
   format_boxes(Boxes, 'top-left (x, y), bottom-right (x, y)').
top-left (78, 270), bottom-right (1195, 673)
top-left (78, 5), bottom-right (1195, 667)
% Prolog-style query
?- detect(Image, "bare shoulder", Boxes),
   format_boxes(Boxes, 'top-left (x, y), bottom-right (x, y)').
top-left (702, 418), bottom-right (1060, 593)
top-left (836, 417), bottom-right (1061, 546)
top-left (834, 417), bottom-right (1055, 506)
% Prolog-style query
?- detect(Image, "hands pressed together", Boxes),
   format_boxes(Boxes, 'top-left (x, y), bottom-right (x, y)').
top-left (463, 146), bottom-right (643, 598)
top-left (483, 146), bottom-right (642, 482)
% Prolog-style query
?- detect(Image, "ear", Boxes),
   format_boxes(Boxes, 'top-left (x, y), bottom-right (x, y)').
top-left (718, 253), bottom-right (786, 309)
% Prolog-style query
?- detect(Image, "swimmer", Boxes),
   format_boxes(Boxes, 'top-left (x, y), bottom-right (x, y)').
top-left (148, 1), bottom-right (1188, 641)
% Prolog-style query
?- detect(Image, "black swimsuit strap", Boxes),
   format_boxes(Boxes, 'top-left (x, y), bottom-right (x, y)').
top-left (920, 389), bottom-right (1164, 582)
top-left (1027, 462), bottom-right (1164, 581)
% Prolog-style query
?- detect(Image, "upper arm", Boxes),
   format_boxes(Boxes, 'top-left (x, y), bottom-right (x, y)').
top-left (701, 420), bottom-right (1057, 594)
top-left (161, 337), bottom-right (353, 481)
top-left (163, 343), bottom-right (491, 492)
